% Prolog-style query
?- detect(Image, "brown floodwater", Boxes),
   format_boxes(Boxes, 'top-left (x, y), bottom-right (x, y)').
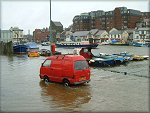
top-left (1, 45), bottom-right (149, 112)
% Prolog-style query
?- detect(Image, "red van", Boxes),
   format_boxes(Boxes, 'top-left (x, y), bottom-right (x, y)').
top-left (39, 55), bottom-right (90, 86)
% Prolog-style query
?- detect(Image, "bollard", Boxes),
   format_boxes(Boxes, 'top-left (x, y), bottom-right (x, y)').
top-left (51, 43), bottom-right (56, 55)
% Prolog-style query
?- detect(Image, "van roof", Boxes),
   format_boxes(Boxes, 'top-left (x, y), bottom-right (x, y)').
top-left (46, 55), bottom-right (85, 61)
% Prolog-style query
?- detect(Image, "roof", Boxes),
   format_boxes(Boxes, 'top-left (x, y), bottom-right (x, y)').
top-left (47, 55), bottom-right (85, 61)
top-left (89, 29), bottom-right (99, 35)
top-left (109, 30), bottom-right (122, 35)
top-left (138, 27), bottom-right (150, 31)
top-left (95, 30), bottom-right (106, 36)
top-left (53, 21), bottom-right (63, 27)
top-left (73, 31), bottom-right (89, 37)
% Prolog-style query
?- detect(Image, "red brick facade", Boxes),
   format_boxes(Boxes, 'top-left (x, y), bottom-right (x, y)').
top-left (72, 7), bottom-right (150, 32)
top-left (33, 28), bottom-right (49, 43)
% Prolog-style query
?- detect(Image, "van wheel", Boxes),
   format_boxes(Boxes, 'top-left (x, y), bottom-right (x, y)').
top-left (63, 79), bottom-right (70, 87)
top-left (44, 76), bottom-right (49, 83)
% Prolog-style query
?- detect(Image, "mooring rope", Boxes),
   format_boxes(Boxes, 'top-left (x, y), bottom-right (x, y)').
top-left (101, 68), bottom-right (150, 78)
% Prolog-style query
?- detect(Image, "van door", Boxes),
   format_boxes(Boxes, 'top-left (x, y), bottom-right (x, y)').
top-left (50, 60), bottom-right (63, 82)
top-left (41, 59), bottom-right (52, 77)
top-left (62, 60), bottom-right (74, 78)
top-left (74, 60), bottom-right (90, 81)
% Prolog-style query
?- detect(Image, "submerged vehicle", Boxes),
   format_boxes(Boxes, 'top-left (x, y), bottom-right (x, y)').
top-left (39, 55), bottom-right (90, 86)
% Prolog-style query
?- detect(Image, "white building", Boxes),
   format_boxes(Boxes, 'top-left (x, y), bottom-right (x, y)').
top-left (133, 27), bottom-right (150, 43)
top-left (9, 27), bottom-right (26, 43)
top-left (1, 30), bottom-right (13, 42)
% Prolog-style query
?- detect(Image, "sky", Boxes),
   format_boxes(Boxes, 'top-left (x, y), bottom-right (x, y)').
top-left (1, 0), bottom-right (149, 34)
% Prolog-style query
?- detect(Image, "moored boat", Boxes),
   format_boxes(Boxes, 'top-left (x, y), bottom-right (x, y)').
top-left (56, 41), bottom-right (98, 48)
top-left (28, 51), bottom-right (40, 57)
top-left (13, 44), bottom-right (27, 54)
top-left (41, 42), bottom-right (50, 46)
top-left (79, 47), bottom-right (127, 67)
top-left (26, 42), bottom-right (40, 57)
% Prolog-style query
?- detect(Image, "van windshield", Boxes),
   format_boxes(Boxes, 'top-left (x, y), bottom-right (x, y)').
top-left (74, 60), bottom-right (89, 70)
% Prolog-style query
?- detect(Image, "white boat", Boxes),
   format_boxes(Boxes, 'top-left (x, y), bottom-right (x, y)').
top-left (56, 41), bottom-right (99, 48)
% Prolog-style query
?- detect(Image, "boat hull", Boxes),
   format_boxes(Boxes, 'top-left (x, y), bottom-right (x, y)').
top-left (56, 43), bottom-right (98, 48)
top-left (13, 44), bottom-right (27, 54)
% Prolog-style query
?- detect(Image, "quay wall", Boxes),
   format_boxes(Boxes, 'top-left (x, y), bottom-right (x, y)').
top-left (0, 41), bottom-right (13, 55)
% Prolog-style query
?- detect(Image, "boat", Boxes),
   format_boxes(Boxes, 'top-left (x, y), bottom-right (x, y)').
top-left (79, 47), bottom-right (127, 67)
top-left (132, 42), bottom-right (150, 47)
top-left (132, 55), bottom-right (144, 61)
top-left (25, 42), bottom-right (40, 57)
top-left (41, 42), bottom-right (50, 46)
top-left (89, 53), bottom-right (127, 67)
top-left (13, 43), bottom-right (27, 54)
top-left (26, 42), bottom-right (39, 51)
top-left (113, 52), bottom-right (134, 61)
top-left (39, 49), bottom-right (52, 56)
top-left (28, 51), bottom-right (40, 57)
top-left (56, 41), bottom-right (99, 48)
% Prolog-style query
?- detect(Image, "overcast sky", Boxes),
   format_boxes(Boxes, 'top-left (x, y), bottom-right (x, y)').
top-left (1, 0), bottom-right (149, 34)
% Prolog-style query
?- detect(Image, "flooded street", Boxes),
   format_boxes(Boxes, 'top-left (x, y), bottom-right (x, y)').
top-left (1, 45), bottom-right (149, 112)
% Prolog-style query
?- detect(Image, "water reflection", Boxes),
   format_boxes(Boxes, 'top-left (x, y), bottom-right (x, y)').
top-left (39, 81), bottom-right (91, 112)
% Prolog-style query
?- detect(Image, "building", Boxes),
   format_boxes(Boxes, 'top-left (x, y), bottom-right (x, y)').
top-left (51, 21), bottom-right (63, 33)
top-left (33, 28), bottom-right (49, 43)
top-left (109, 28), bottom-right (129, 44)
top-left (33, 21), bottom-right (63, 43)
top-left (94, 30), bottom-right (109, 43)
top-left (9, 27), bottom-right (25, 43)
top-left (133, 27), bottom-right (150, 43)
top-left (1, 30), bottom-right (13, 42)
top-left (72, 7), bottom-right (150, 32)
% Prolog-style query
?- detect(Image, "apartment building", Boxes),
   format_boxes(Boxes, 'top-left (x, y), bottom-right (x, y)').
top-left (72, 7), bottom-right (149, 32)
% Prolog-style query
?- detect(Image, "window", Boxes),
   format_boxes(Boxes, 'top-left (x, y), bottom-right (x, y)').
top-left (74, 60), bottom-right (89, 70)
top-left (43, 60), bottom-right (51, 67)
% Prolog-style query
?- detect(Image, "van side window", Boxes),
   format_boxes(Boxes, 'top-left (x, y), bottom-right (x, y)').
top-left (43, 60), bottom-right (52, 67)
top-left (74, 60), bottom-right (88, 70)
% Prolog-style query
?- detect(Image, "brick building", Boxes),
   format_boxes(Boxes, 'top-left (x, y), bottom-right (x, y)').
top-left (33, 21), bottom-right (63, 43)
top-left (33, 28), bottom-right (49, 43)
top-left (72, 7), bottom-right (150, 32)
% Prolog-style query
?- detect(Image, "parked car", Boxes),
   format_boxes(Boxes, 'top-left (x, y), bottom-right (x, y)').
top-left (39, 55), bottom-right (90, 86)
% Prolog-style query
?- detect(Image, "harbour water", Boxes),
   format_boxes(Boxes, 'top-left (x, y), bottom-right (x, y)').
top-left (1, 45), bottom-right (149, 112)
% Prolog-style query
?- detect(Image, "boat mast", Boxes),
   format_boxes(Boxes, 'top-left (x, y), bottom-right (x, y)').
top-left (49, 0), bottom-right (52, 49)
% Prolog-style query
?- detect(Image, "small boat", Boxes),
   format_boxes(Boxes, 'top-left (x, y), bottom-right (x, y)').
top-left (13, 44), bottom-right (27, 54)
top-left (132, 42), bottom-right (150, 47)
top-left (56, 41), bottom-right (98, 48)
top-left (26, 42), bottom-right (40, 57)
top-left (89, 57), bottom-right (115, 67)
top-left (113, 52), bottom-right (134, 61)
top-left (79, 48), bottom-right (127, 67)
top-left (142, 55), bottom-right (149, 60)
top-left (28, 51), bottom-right (40, 57)
top-left (41, 42), bottom-right (49, 46)
top-left (39, 49), bottom-right (52, 56)
top-left (132, 55), bottom-right (144, 61)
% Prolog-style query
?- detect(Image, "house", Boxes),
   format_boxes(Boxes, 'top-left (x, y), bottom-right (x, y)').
top-left (95, 30), bottom-right (109, 43)
top-left (9, 27), bottom-right (26, 43)
top-left (1, 30), bottom-right (13, 42)
top-left (109, 28), bottom-right (128, 44)
top-left (72, 31), bottom-right (89, 41)
top-left (133, 27), bottom-right (150, 43)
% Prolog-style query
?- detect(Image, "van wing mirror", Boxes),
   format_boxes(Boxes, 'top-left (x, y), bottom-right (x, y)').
top-left (41, 63), bottom-right (44, 67)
